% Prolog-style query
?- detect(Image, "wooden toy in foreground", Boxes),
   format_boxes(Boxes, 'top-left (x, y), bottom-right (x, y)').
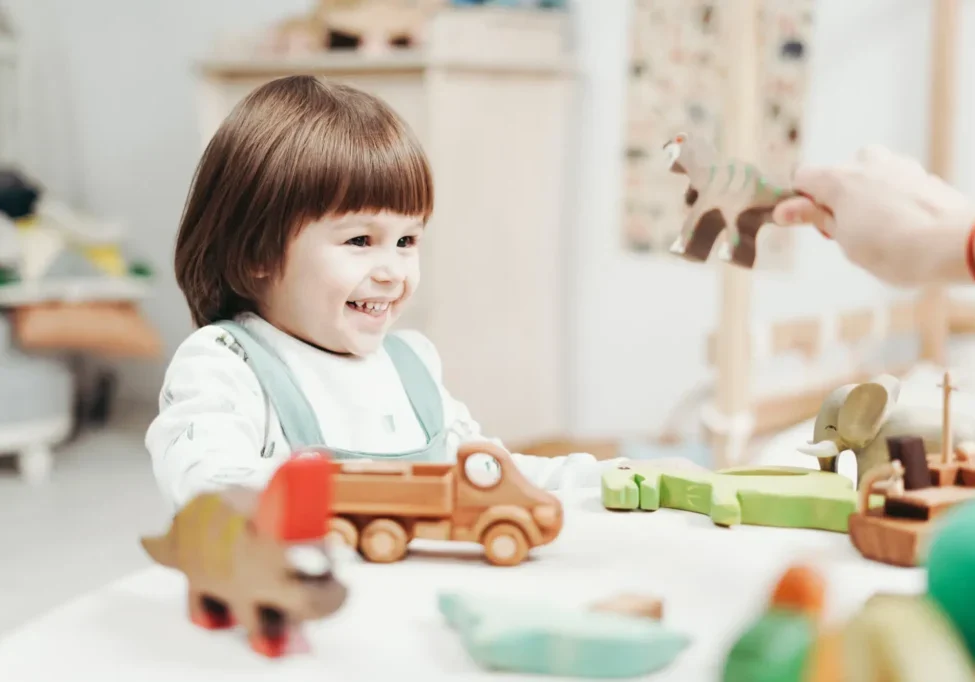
top-left (324, 440), bottom-right (563, 566)
top-left (663, 131), bottom-right (825, 269)
top-left (848, 374), bottom-right (975, 567)
top-left (796, 373), bottom-right (975, 487)
top-left (723, 556), bottom-right (975, 682)
top-left (140, 457), bottom-right (347, 658)
top-left (438, 590), bottom-right (687, 678)
top-left (602, 460), bottom-right (859, 532)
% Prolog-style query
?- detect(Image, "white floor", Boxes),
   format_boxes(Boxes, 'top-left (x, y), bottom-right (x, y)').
top-left (0, 408), bottom-right (170, 639)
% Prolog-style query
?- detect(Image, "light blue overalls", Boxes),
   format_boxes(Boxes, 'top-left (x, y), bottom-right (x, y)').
top-left (214, 320), bottom-right (449, 463)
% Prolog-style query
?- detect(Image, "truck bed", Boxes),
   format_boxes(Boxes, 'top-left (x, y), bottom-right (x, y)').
top-left (331, 460), bottom-right (455, 518)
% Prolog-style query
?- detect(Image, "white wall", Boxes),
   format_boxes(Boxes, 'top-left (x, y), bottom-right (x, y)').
top-left (566, 0), bottom-right (975, 437)
top-left (6, 0), bottom-right (975, 435)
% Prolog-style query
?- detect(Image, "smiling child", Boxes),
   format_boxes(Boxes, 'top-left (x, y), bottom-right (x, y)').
top-left (146, 75), bottom-right (605, 511)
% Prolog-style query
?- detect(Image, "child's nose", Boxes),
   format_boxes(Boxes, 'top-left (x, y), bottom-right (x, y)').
top-left (371, 258), bottom-right (405, 283)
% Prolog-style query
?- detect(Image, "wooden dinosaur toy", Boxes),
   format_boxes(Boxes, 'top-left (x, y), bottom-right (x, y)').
top-left (140, 456), bottom-right (348, 658)
top-left (664, 132), bottom-right (816, 268)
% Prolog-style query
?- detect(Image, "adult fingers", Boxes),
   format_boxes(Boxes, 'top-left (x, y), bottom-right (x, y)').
top-left (790, 165), bottom-right (845, 207)
top-left (857, 144), bottom-right (928, 184)
top-left (772, 196), bottom-right (834, 237)
top-left (854, 144), bottom-right (896, 166)
top-left (772, 196), bottom-right (817, 225)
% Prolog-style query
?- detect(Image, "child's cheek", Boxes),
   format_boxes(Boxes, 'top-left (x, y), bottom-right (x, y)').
top-left (406, 257), bottom-right (421, 292)
top-left (315, 248), bottom-right (367, 296)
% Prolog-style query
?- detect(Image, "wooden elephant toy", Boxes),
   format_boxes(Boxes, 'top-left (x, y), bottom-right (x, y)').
top-left (796, 373), bottom-right (975, 486)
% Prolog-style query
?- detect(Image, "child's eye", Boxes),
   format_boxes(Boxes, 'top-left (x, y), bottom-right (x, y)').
top-left (397, 236), bottom-right (416, 248)
top-left (346, 236), bottom-right (369, 247)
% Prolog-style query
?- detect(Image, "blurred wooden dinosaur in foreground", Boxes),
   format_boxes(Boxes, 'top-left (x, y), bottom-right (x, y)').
top-left (141, 457), bottom-right (348, 657)
top-left (664, 132), bottom-right (810, 269)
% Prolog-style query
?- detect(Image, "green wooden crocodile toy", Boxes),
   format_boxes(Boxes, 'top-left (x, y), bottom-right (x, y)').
top-left (602, 460), bottom-right (861, 532)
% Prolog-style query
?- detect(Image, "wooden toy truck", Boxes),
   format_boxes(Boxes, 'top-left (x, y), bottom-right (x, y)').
top-left (322, 441), bottom-right (564, 566)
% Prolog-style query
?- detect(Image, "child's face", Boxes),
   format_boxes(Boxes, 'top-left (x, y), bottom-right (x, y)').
top-left (260, 211), bottom-right (424, 355)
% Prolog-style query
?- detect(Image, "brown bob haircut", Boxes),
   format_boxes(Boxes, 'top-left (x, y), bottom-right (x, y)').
top-left (175, 75), bottom-right (434, 327)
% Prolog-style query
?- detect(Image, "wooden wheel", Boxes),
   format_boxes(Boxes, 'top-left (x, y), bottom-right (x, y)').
top-left (327, 517), bottom-right (359, 549)
top-left (359, 519), bottom-right (409, 563)
top-left (481, 522), bottom-right (529, 567)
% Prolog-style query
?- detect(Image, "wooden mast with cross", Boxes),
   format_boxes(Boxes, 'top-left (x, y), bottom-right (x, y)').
top-left (940, 371), bottom-right (957, 464)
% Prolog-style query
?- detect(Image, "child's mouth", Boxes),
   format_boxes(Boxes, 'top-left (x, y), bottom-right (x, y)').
top-left (346, 300), bottom-right (391, 318)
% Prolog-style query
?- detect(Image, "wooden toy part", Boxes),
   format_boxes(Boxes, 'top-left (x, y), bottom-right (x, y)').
top-left (729, 574), bottom-right (975, 682)
top-left (939, 371), bottom-right (957, 464)
top-left (12, 301), bottom-right (163, 358)
top-left (769, 564), bottom-right (825, 621)
top-left (602, 461), bottom-right (858, 532)
top-left (327, 439), bottom-right (563, 566)
top-left (721, 609), bottom-right (815, 682)
top-left (856, 460), bottom-right (905, 513)
top-left (842, 594), bottom-right (974, 682)
top-left (254, 456), bottom-right (336, 541)
top-left (589, 594), bottom-right (663, 621)
top-left (664, 131), bottom-right (806, 269)
top-left (439, 591), bottom-right (689, 678)
top-left (927, 500), bottom-right (975, 660)
top-left (847, 381), bottom-right (975, 567)
top-left (139, 457), bottom-right (347, 658)
top-left (887, 434), bottom-right (931, 491)
top-left (805, 628), bottom-right (844, 682)
top-left (324, 0), bottom-right (445, 54)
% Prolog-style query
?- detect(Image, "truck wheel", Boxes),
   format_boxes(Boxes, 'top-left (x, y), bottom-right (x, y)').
top-left (328, 518), bottom-right (359, 550)
top-left (359, 519), bottom-right (409, 563)
top-left (482, 523), bottom-right (529, 567)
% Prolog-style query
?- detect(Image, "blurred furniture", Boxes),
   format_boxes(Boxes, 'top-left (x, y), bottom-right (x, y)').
top-left (0, 3), bottom-right (20, 167)
top-left (0, 314), bottom-right (72, 482)
top-left (196, 6), bottom-right (575, 445)
top-left (0, 8), bottom-right (162, 483)
top-left (0, 10), bottom-right (70, 483)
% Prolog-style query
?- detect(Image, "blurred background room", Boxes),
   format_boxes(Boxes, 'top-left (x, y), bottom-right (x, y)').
top-left (2, 0), bottom-right (975, 637)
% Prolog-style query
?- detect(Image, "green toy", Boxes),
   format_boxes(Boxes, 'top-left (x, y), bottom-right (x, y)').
top-left (438, 591), bottom-right (689, 678)
top-left (601, 462), bottom-right (860, 532)
top-left (722, 609), bottom-right (815, 682)
top-left (926, 500), bottom-right (975, 660)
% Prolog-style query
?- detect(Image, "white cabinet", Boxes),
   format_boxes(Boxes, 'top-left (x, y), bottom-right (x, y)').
top-left (195, 7), bottom-right (575, 445)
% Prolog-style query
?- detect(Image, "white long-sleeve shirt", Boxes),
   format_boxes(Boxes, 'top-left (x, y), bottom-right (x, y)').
top-left (146, 313), bottom-right (606, 511)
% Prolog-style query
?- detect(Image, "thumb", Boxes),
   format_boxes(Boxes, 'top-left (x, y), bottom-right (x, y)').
top-left (772, 196), bottom-right (818, 226)
top-left (772, 196), bottom-right (834, 238)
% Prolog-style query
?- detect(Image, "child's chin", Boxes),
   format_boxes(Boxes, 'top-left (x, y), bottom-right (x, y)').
top-left (343, 333), bottom-right (385, 356)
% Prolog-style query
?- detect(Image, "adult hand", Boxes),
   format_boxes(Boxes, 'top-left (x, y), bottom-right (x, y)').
top-left (772, 145), bottom-right (975, 286)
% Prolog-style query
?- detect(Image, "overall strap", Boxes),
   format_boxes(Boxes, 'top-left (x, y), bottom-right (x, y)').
top-left (382, 334), bottom-right (444, 441)
top-left (212, 320), bottom-right (324, 450)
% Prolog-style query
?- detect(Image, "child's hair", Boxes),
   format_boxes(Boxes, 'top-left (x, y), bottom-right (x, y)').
top-left (174, 75), bottom-right (434, 327)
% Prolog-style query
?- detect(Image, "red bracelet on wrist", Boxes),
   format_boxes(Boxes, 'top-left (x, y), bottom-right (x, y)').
top-left (967, 221), bottom-right (975, 281)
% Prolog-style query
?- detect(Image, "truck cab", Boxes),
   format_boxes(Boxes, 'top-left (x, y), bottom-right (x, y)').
top-left (325, 441), bottom-right (564, 566)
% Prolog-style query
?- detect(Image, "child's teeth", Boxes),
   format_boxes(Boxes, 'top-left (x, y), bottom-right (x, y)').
top-left (352, 301), bottom-right (389, 312)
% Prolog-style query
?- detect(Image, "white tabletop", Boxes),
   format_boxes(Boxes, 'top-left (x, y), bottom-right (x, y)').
top-left (0, 488), bottom-right (925, 681)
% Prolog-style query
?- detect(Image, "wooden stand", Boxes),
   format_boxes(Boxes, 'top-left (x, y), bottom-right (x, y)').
top-left (711, 0), bottom-right (759, 468)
